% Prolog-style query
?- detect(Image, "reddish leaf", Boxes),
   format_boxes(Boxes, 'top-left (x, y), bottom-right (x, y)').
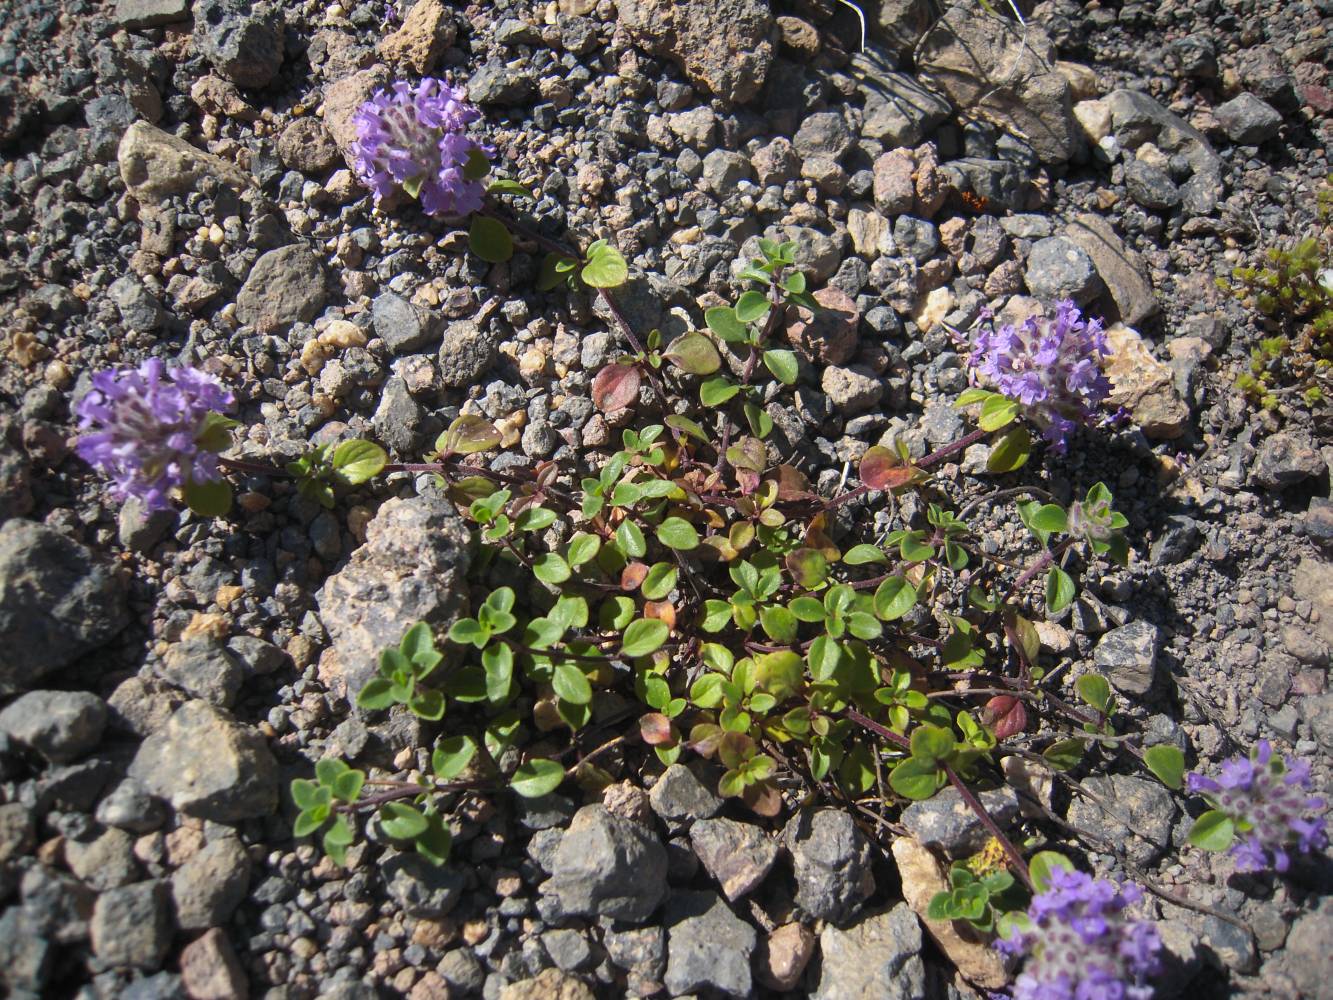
top-left (620, 561), bottom-right (650, 591)
top-left (859, 446), bottom-right (918, 490)
top-left (592, 363), bottom-right (641, 412)
top-left (984, 695), bottom-right (1028, 741)
top-left (644, 600), bottom-right (677, 629)
top-left (689, 722), bottom-right (724, 757)
top-left (742, 780), bottom-right (783, 817)
top-left (774, 464), bottom-right (817, 500)
top-left (639, 713), bottom-right (677, 747)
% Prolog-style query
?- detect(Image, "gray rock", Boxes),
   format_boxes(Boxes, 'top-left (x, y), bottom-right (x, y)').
top-left (115, 0), bottom-right (190, 28)
top-left (690, 817), bottom-right (780, 901)
top-left (616, 0), bottom-right (773, 104)
top-left (66, 828), bottom-right (141, 891)
top-left (785, 808), bottom-right (875, 924)
top-left (854, 56), bottom-right (951, 149)
top-left (1105, 89), bottom-right (1220, 177)
top-left (235, 245), bottom-right (326, 329)
top-left (940, 157), bottom-right (1025, 211)
top-left (542, 928), bottom-right (593, 971)
top-left (1068, 774), bottom-right (1175, 866)
top-left (128, 700), bottom-right (278, 822)
top-left (1024, 236), bottom-right (1102, 305)
top-left (918, 5), bottom-right (1077, 163)
top-left (117, 498), bottom-right (176, 553)
top-left (192, 0), bottom-right (284, 89)
top-left (867, 0), bottom-right (933, 58)
top-left (21, 865), bottom-right (96, 943)
top-left (892, 215), bottom-right (940, 264)
top-left (0, 690), bottom-right (107, 763)
top-left (0, 440), bottom-right (33, 521)
top-left (96, 778), bottom-right (167, 833)
top-left (373, 291), bottom-right (438, 354)
top-left (107, 676), bottom-right (186, 737)
top-left (315, 495), bottom-right (471, 699)
top-left (91, 882), bottom-right (171, 970)
top-left (1061, 214), bottom-right (1158, 325)
top-left (384, 853), bottom-right (464, 917)
top-left (0, 519), bottom-right (129, 695)
top-left (663, 890), bottom-right (757, 997)
top-left (1150, 515), bottom-right (1201, 566)
top-left (900, 785), bottom-right (1019, 859)
top-left (372, 376), bottom-right (425, 455)
top-left (648, 762), bottom-right (723, 829)
top-left (545, 804), bottom-right (667, 922)
top-left (1124, 160), bottom-right (1181, 211)
top-left (812, 904), bottom-right (926, 1000)
top-left (438, 948), bottom-right (486, 993)
top-left (108, 275), bottom-right (165, 332)
top-left (0, 801), bottom-right (35, 862)
top-left (158, 636), bottom-right (244, 707)
top-left (226, 635), bottom-right (287, 676)
top-left (0, 908), bottom-right (50, 994)
top-left (494, 17), bottom-right (540, 45)
top-left (821, 365), bottom-right (883, 417)
top-left (1253, 431), bottom-right (1325, 490)
top-left (276, 117), bottom-right (339, 174)
top-left (794, 112), bottom-right (854, 161)
top-left (171, 834), bottom-right (251, 929)
top-left (1093, 621), bottom-right (1161, 696)
top-left (701, 149), bottom-right (752, 195)
top-left (438, 319), bottom-right (500, 388)
top-left (466, 62), bottom-right (536, 106)
top-left (1215, 93), bottom-right (1283, 145)
top-left (1276, 900), bottom-right (1333, 997)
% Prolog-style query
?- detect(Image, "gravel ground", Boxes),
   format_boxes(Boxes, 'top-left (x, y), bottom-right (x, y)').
top-left (0, 0), bottom-right (1331, 997)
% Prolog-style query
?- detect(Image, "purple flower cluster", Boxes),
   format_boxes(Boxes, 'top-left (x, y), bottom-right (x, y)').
top-left (998, 868), bottom-right (1160, 1000)
top-left (1187, 741), bottom-right (1327, 873)
top-left (969, 300), bottom-right (1113, 451)
top-left (75, 360), bottom-right (234, 511)
top-left (349, 78), bottom-right (488, 217)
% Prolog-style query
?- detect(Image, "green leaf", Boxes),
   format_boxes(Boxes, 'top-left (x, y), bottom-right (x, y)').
top-left (735, 289), bottom-right (771, 323)
top-left (194, 410), bottom-right (240, 453)
top-left (873, 575), bottom-right (917, 621)
top-left (642, 562), bottom-right (678, 600)
top-left (666, 413), bottom-right (709, 441)
top-left (744, 402), bottom-right (774, 439)
top-left (1144, 744), bottom-right (1186, 790)
top-left (414, 814), bottom-right (454, 866)
top-left (582, 240), bottom-right (628, 288)
top-left (910, 724), bottom-right (955, 765)
top-left (487, 178), bottom-right (534, 199)
top-left (1076, 673), bottom-right (1112, 714)
top-left (553, 662), bottom-right (594, 705)
top-left (323, 814), bottom-right (353, 862)
top-left (705, 306), bottom-right (749, 343)
top-left (978, 394), bottom-right (1020, 432)
top-left (844, 544), bottom-right (887, 566)
top-left (1187, 810), bottom-right (1236, 851)
top-left (537, 252), bottom-right (578, 291)
top-left (762, 349), bottom-right (799, 385)
top-left (293, 809), bottom-right (325, 837)
top-left (462, 146), bottom-right (491, 181)
top-left (700, 377), bottom-right (741, 407)
top-left (400, 623), bottom-right (440, 670)
top-left (357, 677), bottom-right (397, 711)
top-left (515, 506), bottom-right (558, 532)
top-left (702, 600), bottom-right (733, 632)
top-left (331, 439), bottom-right (387, 485)
top-left (468, 215), bottom-right (514, 263)
top-left (622, 618), bottom-right (669, 658)
top-left (783, 271), bottom-right (807, 294)
top-left (1045, 566), bottom-right (1076, 614)
top-left (447, 617), bottom-right (487, 649)
top-left (890, 757), bottom-right (942, 800)
top-left (1029, 851), bottom-right (1074, 893)
top-left (663, 332), bottom-right (722, 375)
top-left (657, 517), bottom-right (700, 551)
top-left (432, 736), bottom-right (478, 782)
top-left (533, 552), bottom-right (572, 585)
top-left (788, 596), bottom-right (826, 622)
top-left (601, 595), bottom-right (637, 631)
top-left (182, 478), bottom-right (233, 517)
top-left (759, 605), bottom-right (799, 644)
top-left (1042, 737), bottom-right (1087, 771)
top-left (290, 779), bottom-right (320, 811)
top-left (615, 519), bottom-right (647, 558)
top-left (380, 801), bottom-right (430, 840)
top-left (567, 532), bottom-right (601, 567)
top-left (510, 758), bottom-right (565, 798)
top-left (1029, 504), bottom-right (1069, 534)
top-left (955, 387), bottom-right (997, 408)
top-left (482, 642), bottom-right (514, 704)
top-left (331, 770), bottom-right (364, 803)
top-left (409, 688), bottom-right (445, 721)
top-left (986, 426), bottom-right (1032, 473)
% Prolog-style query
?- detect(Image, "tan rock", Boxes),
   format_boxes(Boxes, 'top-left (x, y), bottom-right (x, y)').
top-left (1056, 61), bottom-right (1099, 101)
top-left (323, 66), bottom-right (391, 160)
top-left (377, 0), bottom-right (456, 74)
top-left (1062, 214), bottom-right (1157, 325)
top-left (180, 928), bottom-right (249, 1000)
top-left (189, 76), bottom-right (257, 121)
top-left (1104, 324), bottom-right (1189, 439)
top-left (848, 207), bottom-right (893, 258)
top-left (500, 968), bottom-right (596, 1000)
top-left (785, 286), bottom-right (860, 365)
top-left (891, 837), bottom-right (1012, 991)
top-left (757, 922), bottom-right (816, 991)
top-left (118, 121), bottom-right (252, 207)
top-left (1073, 98), bottom-right (1112, 142)
top-left (912, 286), bottom-right (954, 333)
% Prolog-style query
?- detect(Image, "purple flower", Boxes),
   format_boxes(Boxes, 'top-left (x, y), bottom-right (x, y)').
top-left (1002, 868), bottom-right (1161, 1000)
top-left (1186, 742), bottom-right (1327, 873)
top-left (968, 300), bottom-right (1112, 452)
top-left (75, 359), bottom-right (234, 511)
top-left (348, 78), bottom-right (489, 217)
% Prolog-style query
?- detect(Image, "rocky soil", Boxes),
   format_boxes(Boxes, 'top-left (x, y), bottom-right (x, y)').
top-left (0, 0), bottom-right (1331, 997)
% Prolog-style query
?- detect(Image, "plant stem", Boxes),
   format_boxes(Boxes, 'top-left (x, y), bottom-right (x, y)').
top-left (916, 426), bottom-right (989, 469)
